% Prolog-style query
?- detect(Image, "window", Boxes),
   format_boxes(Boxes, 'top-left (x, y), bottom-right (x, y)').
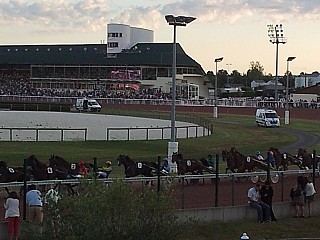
top-left (108, 32), bottom-right (122, 38)
top-left (108, 42), bottom-right (119, 48)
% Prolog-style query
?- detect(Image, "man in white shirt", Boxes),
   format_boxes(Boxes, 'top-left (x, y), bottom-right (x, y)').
top-left (248, 183), bottom-right (271, 223)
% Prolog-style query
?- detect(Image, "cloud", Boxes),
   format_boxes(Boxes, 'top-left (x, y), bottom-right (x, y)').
top-left (0, 0), bottom-right (111, 32)
top-left (0, 0), bottom-right (319, 33)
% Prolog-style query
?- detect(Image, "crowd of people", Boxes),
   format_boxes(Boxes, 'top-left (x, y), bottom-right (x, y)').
top-left (0, 71), bottom-right (319, 108)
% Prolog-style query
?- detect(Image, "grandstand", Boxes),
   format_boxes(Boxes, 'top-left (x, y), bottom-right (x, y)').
top-left (0, 42), bottom-right (209, 99)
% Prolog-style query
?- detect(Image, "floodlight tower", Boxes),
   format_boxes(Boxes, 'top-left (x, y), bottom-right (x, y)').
top-left (165, 14), bottom-right (196, 172)
top-left (267, 24), bottom-right (287, 103)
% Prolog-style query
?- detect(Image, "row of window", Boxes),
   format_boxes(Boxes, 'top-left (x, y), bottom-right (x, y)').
top-left (108, 42), bottom-right (119, 48)
top-left (107, 32), bottom-right (123, 38)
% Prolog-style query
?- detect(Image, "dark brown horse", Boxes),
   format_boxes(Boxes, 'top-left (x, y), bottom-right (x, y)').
top-left (0, 161), bottom-right (27, 183)
top-left (297, 148), bottom-right (319, 170)
top-left (222, 148), bottom-right (245, 173)
top-left (269, 147), bottom-right (289, 170)
top-left (48, 155), bottom-right (84, 177)
top-left (224, 147), bottom-right (269, 173)
top-left (25, 155), bottom-right (70, 180)
top-left (117, 154), bottom-right (154, 178)
top-left (171, 153), bottom-right (211, 176)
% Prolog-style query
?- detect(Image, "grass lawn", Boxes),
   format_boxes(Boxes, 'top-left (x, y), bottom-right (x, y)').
top-left (178, 216), bottom-right (320, 240)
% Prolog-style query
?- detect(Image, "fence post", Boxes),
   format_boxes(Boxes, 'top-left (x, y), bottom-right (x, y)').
top-left (231, 174), bottom-right (235, 206)
top-left (10, 129), bottom-right (12, 141)
top-left (84, 128), bottom-right (87, 141)
top-left (157, 156), bottom-right (161, 193)
top-left (313, 150), bottom-right (316, 185)
top-left (93, 157), bottom-right (97, 181)
top-left (36, 129), bottom-right (39, 141)
top-left (127, 128), bottom-right (130, 141)
top-left (146, 128), bottom-right (149, 140)
top-left (23, 159), bottom-right (27, 220)
top-left (215, 154), bottom-right (219, 207)
top-left (61, 129), bottom-right (64, 141)
top-left (181, 176), bottom-right (185, 209)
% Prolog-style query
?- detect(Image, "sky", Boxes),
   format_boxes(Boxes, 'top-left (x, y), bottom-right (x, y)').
top-left (1, 0), bottom-right (320, 76)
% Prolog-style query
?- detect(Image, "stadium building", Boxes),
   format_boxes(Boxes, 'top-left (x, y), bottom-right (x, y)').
top-left (0, 23), bottom-right (210, 99)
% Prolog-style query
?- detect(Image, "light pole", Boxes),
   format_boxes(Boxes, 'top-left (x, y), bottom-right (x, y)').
top-left (213, 57), bottom-right (223, 118)
top-left (285, 56), bottom-right (296, 125)
top-left (165, 15), bottom-right (196, 172)
top-left (267, 24), bottom-right (287, 104)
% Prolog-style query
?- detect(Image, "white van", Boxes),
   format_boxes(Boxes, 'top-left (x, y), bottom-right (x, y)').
top-left (75, 98), bottom-right (101, 112)
top-left (255, 109), bottom-right (280, 127)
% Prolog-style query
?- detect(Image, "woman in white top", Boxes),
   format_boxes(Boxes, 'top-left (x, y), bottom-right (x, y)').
top-left (4, 191), bottom-right (20, 240)
top-left (304, 176), bottom-right (316, 217)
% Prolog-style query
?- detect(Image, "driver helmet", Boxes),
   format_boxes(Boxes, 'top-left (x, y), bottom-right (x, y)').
top-left (256, 151), bottom-right (261, 155)
top-left (105, 161), bottom-right (112, 165)
top-left (269, 151), bottom-right (274, 155)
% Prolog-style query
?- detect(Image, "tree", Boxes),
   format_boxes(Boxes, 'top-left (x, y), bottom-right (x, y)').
top-left (22, 181), bottom-right (181, 240)
top-left (247, 61), bottom-right (265, 82)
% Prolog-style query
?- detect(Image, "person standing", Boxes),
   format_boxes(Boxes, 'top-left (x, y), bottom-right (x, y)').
top-left (26, 184), bottom-right (43, 234)
top-left (4, 191), bottom-right (20, 240)
top-left (260, 180), bottom-right (277, 221)
top-left (290, 181), bottom-right (305, 218)
top-left (247, 183), bottom-right (271, 223)
top-left (304, 176), bottom-right (316, 217)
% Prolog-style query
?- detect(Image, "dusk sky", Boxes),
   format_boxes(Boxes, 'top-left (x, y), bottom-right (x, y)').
top-left (1, 0), bottom-right (319, 76)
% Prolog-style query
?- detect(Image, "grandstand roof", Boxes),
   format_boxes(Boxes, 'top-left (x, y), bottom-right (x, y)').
top-left (0, 43), bottom-right (205, 74)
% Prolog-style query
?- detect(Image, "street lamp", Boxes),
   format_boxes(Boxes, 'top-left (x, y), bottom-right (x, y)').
top-left (267, 24), bottom-right (287, 104)
top-left (213, 57), bottom-right (223, 118)
top-left (165, 14), bottom-right (196, 172)
top-left (285, 56), bottom-right (296, 125)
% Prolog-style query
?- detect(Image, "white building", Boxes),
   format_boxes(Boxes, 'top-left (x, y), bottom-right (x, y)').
top-left (107, 23), bottom-right (154, 55)
top-left (294, 72), bottom-right (320, 88)
top-left (250, 80), bottom-right (267, 89)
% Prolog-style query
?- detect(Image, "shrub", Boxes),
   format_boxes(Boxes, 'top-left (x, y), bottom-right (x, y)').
top-left (23, 180), bottom-right (181, 240)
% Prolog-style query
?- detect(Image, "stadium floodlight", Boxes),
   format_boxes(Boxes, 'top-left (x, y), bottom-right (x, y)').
top-left (165, 15), bottom-right (196, 172)
top-left (267, 24), bottom-right (287, 103)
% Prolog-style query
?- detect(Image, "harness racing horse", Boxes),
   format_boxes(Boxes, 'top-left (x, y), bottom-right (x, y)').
top-left (0, 161), bottom-right (26, 183)
top-left (222, 147), bottom-right (269, 174)
top-left (25, 155), bottom-right (70, 181)
top-left (221, 148), bottom-right (245, 173)
top-left (297, 148), bottom-right (319, 170)
top-left (49, 155), bottom-right (84, 177)
top-left (268, 147), bottom-right (289, 170)
top-left (117, 154), bottom-right (154, 178)
top-left (171, 153), bottom-right (212, 185)
top-left (0, 161), bottom-right (30, 194)
top-left (230, 147), bottom-right (269, 172)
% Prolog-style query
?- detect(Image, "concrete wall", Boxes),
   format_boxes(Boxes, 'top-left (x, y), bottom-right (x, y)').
top-left (175, 200), bottom-right (320, 223)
